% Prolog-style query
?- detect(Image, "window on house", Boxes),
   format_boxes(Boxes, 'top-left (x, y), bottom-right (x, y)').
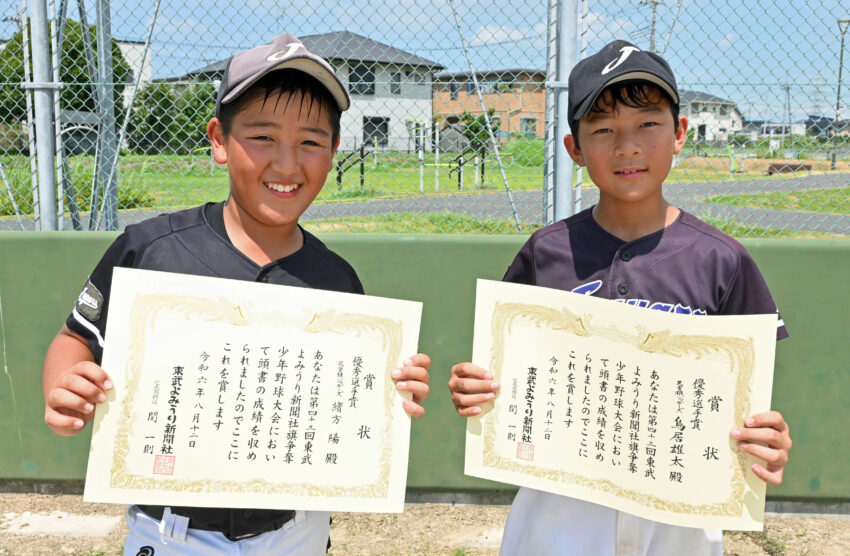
top-left (349, 64), bottom-right (375, 95)
top-left (719, 105), bottom-right (728, 117)
top-left (521, 117), bottom-right (537, 137)
top-left (363, 116), bottom-right (389, 146)
top-left (450, 82), bottom-right (459, 101)
top-left (391, 72), bottom-right (402, 95)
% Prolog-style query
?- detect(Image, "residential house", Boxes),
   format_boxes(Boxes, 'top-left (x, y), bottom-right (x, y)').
top-left (181, 31), bottom-right (443, 152)
top-left (433, 69), bottom-right (546, 141)
top-left (679, 90), bottom-right (743, 143)
top-left (741, 119), bottom-right (808, 142)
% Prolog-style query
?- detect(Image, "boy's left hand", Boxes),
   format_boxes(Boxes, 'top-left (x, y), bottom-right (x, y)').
top-left (392, 353), bottom-right (430, 418)
top-left (731, 410), bottom-right (792, 486)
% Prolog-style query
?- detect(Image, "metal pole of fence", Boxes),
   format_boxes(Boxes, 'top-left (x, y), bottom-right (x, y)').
top-left (419, 129), bottom-right (425, 193)
top-left (448, 0), bottom-right (522, 232)
top-left (434, 125), bottom-right (440, 192)
top-left (29, 0), bottom-right (58, 230)
top-left (832, 19), bottom-right (849, 170)
top-left (543, 0), bottom-right (557, 224)
top-left (574, 0), bottom-right (587, 214)
top-left (359, 144), bottom-right (365, 189)
top-left (552, 0), bottom-right (578, 222)
top-left (95, 0), bottom-right (118, 230)
top-left (76, 0), bottom-right (102, 227)
top-left (51, 0), bottom-right (72, 230)
top-left (19, 0), bottom-right (40, 225)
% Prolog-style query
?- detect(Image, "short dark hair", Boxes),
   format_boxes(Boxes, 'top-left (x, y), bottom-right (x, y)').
top-left (217, 69), bottom-right (341, 142)
top-left (570, 81), bottom-right (679, 148)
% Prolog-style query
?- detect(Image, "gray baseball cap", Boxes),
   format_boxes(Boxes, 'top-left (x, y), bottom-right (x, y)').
top-left (215, 33), bottom-right (350, 116)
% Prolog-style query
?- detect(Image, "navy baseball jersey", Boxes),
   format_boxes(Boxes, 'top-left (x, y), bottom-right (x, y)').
top-left (504, 207), bottom-right (787, 339)
top-left (66, 202), bottom-right (363, 540)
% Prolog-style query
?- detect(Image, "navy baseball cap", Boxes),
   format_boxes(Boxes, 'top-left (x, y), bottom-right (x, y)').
top-left (216, 33), bottom-right (350, 117)
top-left (568, 40), bottom-right (679, 132)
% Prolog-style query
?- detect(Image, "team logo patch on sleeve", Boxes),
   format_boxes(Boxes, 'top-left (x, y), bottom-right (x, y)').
top-left (76, 278), bottom-right (104, 321)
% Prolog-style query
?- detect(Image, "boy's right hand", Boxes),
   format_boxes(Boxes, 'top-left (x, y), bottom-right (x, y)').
top-left (44, 362), bottom-right (112, 436)
top-left (448, 362), bottom-right (500, 417)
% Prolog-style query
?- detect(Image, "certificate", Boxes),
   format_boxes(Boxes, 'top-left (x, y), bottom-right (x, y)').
top-left (84, 268), bottom-right (422, 513)
top-left (466, 279), bottom-right (777, 530)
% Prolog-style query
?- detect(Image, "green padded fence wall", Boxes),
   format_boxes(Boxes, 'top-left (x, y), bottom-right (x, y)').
top-left (0, 233), bottom-right (847, 501)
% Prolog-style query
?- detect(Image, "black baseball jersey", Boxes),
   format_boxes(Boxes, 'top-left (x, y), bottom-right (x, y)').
top-left (68, 202), bottom-right (364, 362)
top-left (504, 207), bottom-right (788, 340)
top-left (66, 202), bottom-right (363, 539)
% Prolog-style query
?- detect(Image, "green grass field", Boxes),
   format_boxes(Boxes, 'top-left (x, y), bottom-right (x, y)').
top-left (705, 187), bottom-right (850, 215)
top-left (1, 151), bottom-right (847, 237)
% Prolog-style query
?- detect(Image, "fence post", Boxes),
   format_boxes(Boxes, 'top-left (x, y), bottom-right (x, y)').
top-left (359, 144), bottom-right (365, 189)
top-left (419, 129), bottom-right (425, 193)
top-left (552, 0), bottom-right (578, 222)
top-left (434, 125), bottom-right (440, 192)
top-left (480, 150), bottom-right (485, 185)
top-left (458, 156), bottom-right (464, 190)
top-left (96, 0), bottom-right (119, 230)
top-left (29, 0), bottom-right (58, 230)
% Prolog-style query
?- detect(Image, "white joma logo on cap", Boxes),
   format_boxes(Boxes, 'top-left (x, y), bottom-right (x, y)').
top-left (602, 46), bottom-right (641, 75)
top-left (267, 42), bottom-right (302, 62)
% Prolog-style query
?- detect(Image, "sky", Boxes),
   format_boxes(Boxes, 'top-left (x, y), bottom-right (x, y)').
top-left (1, 0), bottom-right (848, 122)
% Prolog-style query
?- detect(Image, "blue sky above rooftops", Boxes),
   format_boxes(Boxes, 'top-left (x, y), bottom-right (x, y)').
top-left (1, 0), bottom-right (847, 122)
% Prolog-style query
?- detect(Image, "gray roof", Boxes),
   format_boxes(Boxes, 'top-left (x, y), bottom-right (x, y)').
top-left (182, 31), bottom-right (442, 79)
top-left (679, 90), bottom-right (735, 106)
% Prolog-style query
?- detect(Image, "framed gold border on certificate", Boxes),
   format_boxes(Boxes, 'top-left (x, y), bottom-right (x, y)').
top-left (465, 279), bottom-right (777, 530)
top-left (84, 268), bottom-right (422, 513)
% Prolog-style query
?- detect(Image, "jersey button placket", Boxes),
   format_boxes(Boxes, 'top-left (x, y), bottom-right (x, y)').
top-left (620, 250), bottom-right (634, 262)
top-left (617, 283), bottom-right (629, 295)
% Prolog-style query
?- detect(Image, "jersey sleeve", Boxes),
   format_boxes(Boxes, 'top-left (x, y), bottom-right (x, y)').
top-left (720, 249), bottom-right (789, 340)
top-left (65, 231), bottom-right (143, 363)
top-left (502, 237), bottom-right (536, 285)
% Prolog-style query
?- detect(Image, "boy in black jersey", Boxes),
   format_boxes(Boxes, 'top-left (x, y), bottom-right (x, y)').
top-left (448, 40), bottom-right (792, 555)
top-left (42, 33), bottom-right (430, 555)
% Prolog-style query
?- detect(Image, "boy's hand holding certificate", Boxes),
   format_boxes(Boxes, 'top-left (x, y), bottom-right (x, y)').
top-left (465, 279), bottom-right (777, 530)
top-left (83, 268), bottom-right (422, 513)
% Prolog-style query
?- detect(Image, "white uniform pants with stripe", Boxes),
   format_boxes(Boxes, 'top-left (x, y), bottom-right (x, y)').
top-left (123, 505), bottom-right (331, 556)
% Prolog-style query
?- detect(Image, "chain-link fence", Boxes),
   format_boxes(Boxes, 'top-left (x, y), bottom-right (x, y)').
top-left (0, 0), bottom-right (848, 236)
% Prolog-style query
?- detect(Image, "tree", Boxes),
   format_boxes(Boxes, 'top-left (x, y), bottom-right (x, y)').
top-left (0, 18), bottom-right (132, 124)
top-left (461, 109), bottom-right (501, 153)
top-left (127, 82), bottom-right (216, 155)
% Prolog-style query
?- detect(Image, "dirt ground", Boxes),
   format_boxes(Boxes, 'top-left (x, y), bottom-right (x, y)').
top-left (1, 493), bottom-right (849, 556)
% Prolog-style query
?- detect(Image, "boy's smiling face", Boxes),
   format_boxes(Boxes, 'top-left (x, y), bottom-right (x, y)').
top-left (565, 87), bottom-right (687, 208)
top-left (209, 90), bottom-right (339, 234)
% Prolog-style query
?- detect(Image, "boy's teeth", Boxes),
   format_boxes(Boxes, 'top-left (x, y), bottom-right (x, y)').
top-left (266, 183), bottom-right (299, 193)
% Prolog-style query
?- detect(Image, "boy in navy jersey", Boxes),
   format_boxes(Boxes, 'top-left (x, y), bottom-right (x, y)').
top-left (448, 40), bottom-right (791, 555)
top-left (42, 33), bottom-right (430, 555)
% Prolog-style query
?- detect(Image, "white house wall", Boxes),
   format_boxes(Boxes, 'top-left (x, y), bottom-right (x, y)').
top-left (684, 104), bottom-right (743, 142)
top-left (335, 63), bottom-right (434, 152)
top-left (117, 42), bottom-right (153, 110)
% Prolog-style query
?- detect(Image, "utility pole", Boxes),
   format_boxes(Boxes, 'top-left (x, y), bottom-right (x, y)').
top-left (643, 0), bottom-right (663, 52)
top-left (832, 18), bottom-right (850, 170)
